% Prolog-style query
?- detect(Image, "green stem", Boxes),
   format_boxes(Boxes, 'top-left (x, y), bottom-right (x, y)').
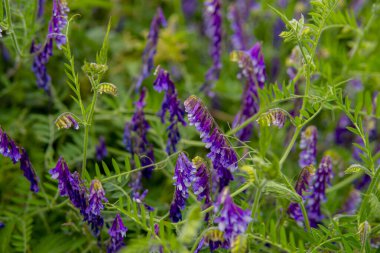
top-left (358, 167), bottom-right (380, 223)
top-left (81, 79), bottom-right (98, 177)
top-left (251, 185), bottom-right (263, 220)
top-left (279, 126), bottom-right (301, 169)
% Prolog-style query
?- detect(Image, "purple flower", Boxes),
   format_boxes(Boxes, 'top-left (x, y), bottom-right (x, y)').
top-left (182, 0), bottom-right (198, 19)
top-left (228, 4), bottom-right (248, 50)
top-left (184, 95), bottom-right (238, 190)
top-left (19, 148), bottom-right (39, 193)
top-left (153, 67), bottom-right (186, 154)
top-left (31, 40), bottom-right (53, 93)
top-left (37, 0), bottom-right (46, 19)
top-left (86, 179), bottom-right (107, 235)
top-left (299, 126), bottom-right (318, 168)
top-left (307, 156), bottom-right (333, 227)
top-left (107, 214), bottom-right (128, 253)
top-left (136, 8), bottom-right (167, 89)
top-left (202, 0), bottom-right (222, 96)
top-left (230, 43), bottom-right (267, 140)
top-left (48, 0), bottom-right (69, 49)
top-left (123, 88), bottom-right (155, 178)
top-left (86, 179), bottom-right (107, 216)
top-left (0, 127), bottom-right (21, 164)
top-left (0, 222), bottom-right (4, 229)
top-left (170, 152), bottom-right (194, 222)
top-left (335, 115), bottom-right (353, 146)
top-left (49, 157), bottom-right (87, 215)
top-left (95, 136), bottom-right (108, 161)
top-left (257, 109), bottom-right (287, 128)
top-left (288, 165), bottom-right (315, 224)
top-left (214, 188), bottom-right (252, 245)
top-left (192, 156), bottom-right (211, 204)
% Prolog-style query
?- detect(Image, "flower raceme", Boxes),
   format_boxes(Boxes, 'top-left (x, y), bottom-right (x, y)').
top-left (288, 165), bottom-right (315, 224)
top-left (32, 0), bottom-right (69, 92)
top-left (95, 136), bottom-right (108, 161)
top-left (153, 67), bottom-right (186, 154)
top-left (230, 43), bottom-right (267, 140)
top-left (184, 95), bottom-right (238, 190)
top-left (299, 125), bottom-right (318, 168)
top-left (0, 127), bottom-right (39, 192)
top-left (307, 155), bottom-right (333, 227)
top-left (123, 88), bottom-right (155, 178)
top-left (202, 0), bottom-right (222, 96)
top-left (107, 214), bottom-right (128, 253)
top-left (170, 152), bottom-right (194, 222)
top-left (214, 188), bottom-right (252, 246)
top-left (50, 157), bottom-right (108, 235)
top-left (136, 8), bottom-right (167, 89)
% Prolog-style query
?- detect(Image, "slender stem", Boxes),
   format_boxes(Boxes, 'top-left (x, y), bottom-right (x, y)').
top-left (358, 166), bottom-right (380, 223)
top-left (279, 126), bottom-right (301, 169)
top-left (251, 185), bottom-right (262, 220)
top-left (300, 202), bottom-right (311, 232)
top-left (81, 78), bottom-right (98, 177)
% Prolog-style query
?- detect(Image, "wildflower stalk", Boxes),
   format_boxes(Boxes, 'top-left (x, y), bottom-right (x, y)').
top-left (4, 0), bottom-right (24, 57)
top-left (82, 76), bottom-right (99, 178)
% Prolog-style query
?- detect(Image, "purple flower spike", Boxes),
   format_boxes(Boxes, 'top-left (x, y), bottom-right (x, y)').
top-left (48, 0), bottom-right (69, 49)
top-left (335, 115), bottom-right (353, 146)
top-left (299, 126), bottom-right (318, 168)
top-left (87, 179), bottom-right (107, 216)
top-left (182, 0), bottom-right (198, 19)
top-left (0, 127), bottom-right (21, 164)
top-left (214, 187), bottom-right (252, 245)
top-left (95, 136), bottom-right (108, 161)
top-left (124, 88), bottom-right (155, 178)
top-left (37, 0), bottom-right (46, 19)
top-left (184, 96), bottom-right (238, 190)
top-left (31, 40), bottom-right (53, 93)
top-left (170, 152), bottom-right (194, 222)
top-left (192, 156), bottom-right (211, 204)
top-left (136, 8), bottom-right (167, 89)
top-left (153, 67), bottom-right (186, 154)
top-left (202, 0), bottom-right (222, 95)
top-left (107, 214), bottom-right (128, 253)
top-left (307, 156), bottom-right (333, 227)
top-left (230, 43), bottom-right (267, 140)
top-left (19, 148), bottom-right (39, 193)
top-left (49, 157), bottom-right (87, 215)
top-left (228, 4), bottom-right (247, 50)
top-left (288, 165), bottom-right (315, 224)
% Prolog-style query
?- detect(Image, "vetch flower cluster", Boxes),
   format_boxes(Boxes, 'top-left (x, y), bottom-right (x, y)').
top-left (123, 88), bottom-right (155, 178)
top-left (136, 8), bottom-right (167, 89)
top-left (202, 0), bottom-right (222, 96)
top-left (48, 0), bottom-right (70, 48)
top-left (95, 136), bottom-right (108, 161)
top-left (107, 214), bottom-right (128, 253)
top-left (299, 125), bottom-right (318, 168)
top-left (231, 43), bottom-right (267, 140)
top-left (257, 108), bottom-right (287, 128)
top-left (153, 67), bottom-right (186, 154)
top-left (307, 155), bottom-right (333, 227)
top-left (50, 157), bottom-right (108, 235)
top-left (32, 0), bottom-right (69, 92)
top-left (214, 188), bottom-right (252, 246)
top-left (288, 165), bottom-right (315, 224)
top-left (55, 112), bottom-right (80, 130)
top-left (184, 95), bottom-right (238, 190)
top-left (0, 127), bottom-right (39, 192)
top-left (228, 4), bottom-right (247, 50)
top-left (170, 152), bottom-right (194, 222)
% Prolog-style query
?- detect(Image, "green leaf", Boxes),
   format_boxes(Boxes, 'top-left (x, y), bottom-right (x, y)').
top-left (344, 164), bottom-right (367, 175)
top-left (102, 161), bottom-right (111, 177)
top-left (263, 181), bottom-right (302, 203)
